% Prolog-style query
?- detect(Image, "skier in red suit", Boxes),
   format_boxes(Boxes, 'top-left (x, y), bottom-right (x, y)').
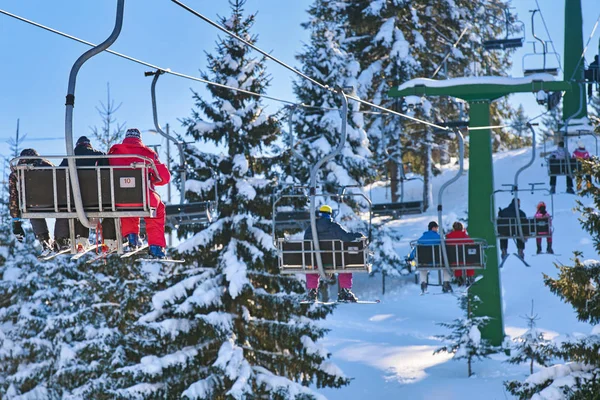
top-left (108, 128), bottom-right (171, 258)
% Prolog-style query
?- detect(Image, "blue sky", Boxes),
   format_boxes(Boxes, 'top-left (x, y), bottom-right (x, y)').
top-left (0, 0), bottom-right (598, 165)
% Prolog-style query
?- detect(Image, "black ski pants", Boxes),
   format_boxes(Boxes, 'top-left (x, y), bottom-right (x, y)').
top-left (550, 175), bottom-right (573, 189)
top-left (500, 238), bottom-right (525, 251)
top-left (54, 218), bottom-right (116, 241)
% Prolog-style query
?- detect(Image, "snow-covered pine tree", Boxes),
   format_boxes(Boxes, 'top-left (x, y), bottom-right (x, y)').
top-left (434, 294), bottom-right (493, 377)
top-left (139, 1), bottom-right (349, 397)
top-left (506, 301), bottom-right (553, 375)
top-left (293, 0), bottom-right (373, 226)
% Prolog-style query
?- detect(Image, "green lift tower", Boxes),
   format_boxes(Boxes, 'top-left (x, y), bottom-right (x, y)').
top-left (388, 0), bottom-right (587, 346)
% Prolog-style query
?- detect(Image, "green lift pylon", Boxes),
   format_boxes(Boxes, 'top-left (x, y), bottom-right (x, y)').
top-left (388, 0), bottom-right (588, 346)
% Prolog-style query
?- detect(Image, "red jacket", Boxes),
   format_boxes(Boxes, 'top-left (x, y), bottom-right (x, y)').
top-left (445, 229), bottom-right (474, 244)
top-left (573, 148), bottom-right (590, 160)
top-left (108, 137), bottom-right (171, 190)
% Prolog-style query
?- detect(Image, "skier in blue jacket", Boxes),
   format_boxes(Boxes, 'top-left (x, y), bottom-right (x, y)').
top-left (408, 221), bottom-right (452, 294)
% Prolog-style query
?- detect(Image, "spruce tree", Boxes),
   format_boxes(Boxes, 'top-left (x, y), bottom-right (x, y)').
top-left (506, 301), bottom-right (553, 375)
top-left (157, 1), bottom-right (349, 397)
top-left (434, 294), bottom-right (493, 377)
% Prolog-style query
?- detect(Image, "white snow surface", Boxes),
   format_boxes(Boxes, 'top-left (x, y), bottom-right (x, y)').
top-left (397, 73), bottom-right (557, 91)
top-left (316, 136), bottom-right (598, 399)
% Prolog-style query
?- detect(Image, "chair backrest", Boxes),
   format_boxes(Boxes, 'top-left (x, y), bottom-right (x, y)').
top-left (280, 240), bottom-right (366, 268)
top-left (496, 217), bottom-right (551, 238)
top-left (548, 158), bottom-right (582, 175)
top-left (22, 167), bottom-right (146, 212)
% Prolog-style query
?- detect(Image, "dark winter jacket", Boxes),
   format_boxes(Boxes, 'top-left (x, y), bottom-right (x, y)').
top-left (59, 144), bottom-right (106, 167)
top-left (498, 199), bottom-right (526, 219)
top-left (303, 215), bottom-right (363, 242)
top-left (408, 229), bottom-right (441, 260)
top-left (9, 151), bottom-right (53, 218)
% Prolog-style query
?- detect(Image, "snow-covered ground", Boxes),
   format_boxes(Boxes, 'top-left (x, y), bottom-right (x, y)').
top-left (317, 137), bottom-right (597, 399)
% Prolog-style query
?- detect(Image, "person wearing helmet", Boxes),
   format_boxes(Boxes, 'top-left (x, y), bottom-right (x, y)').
top-left (407, 221), bottom-right (452, 294)
top-left (572, 140), bottom-right (592, 189)
top-left (534, 201), bottom-right (553, 254)
top-left (304, 204), bottom-right (365, 302)
top-left (549, 141), bottom-right (574, 194)
top-left (8, 148), bottom-right (54, 255)
top-left (108, 128), bottom-right (171, 258)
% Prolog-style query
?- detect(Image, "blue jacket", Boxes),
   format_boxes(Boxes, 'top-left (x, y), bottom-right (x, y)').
top-left (303, 215), bottom-right (363, 242)
top-left (408, 230), bottom-right (441, 260)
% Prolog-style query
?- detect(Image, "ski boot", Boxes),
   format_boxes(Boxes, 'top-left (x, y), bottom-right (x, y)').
top-left (76, 237), bottom-right (89, 253)
top-left (149, 245), bottom-right (166, 259)
top-left (549, 186), bottom-right (556, 195)
top-left (566, 187), bottom-right (575, 194)
top-left (547, 244), bottom-right (554, 255)
top-left (337, 288), bottom-right (358, 303)
top-left (518, 249), bottom-right (525, 259)
top-left (420, 281), bottom-right (428, 294)
top-left (37, 233), bottom-right (54, 258)
top-left (442, 282), bottom-right (453, 293)
top-left (102, 239), bottom-right (118, 253)
top-left (126, 233), bottom-right (141, 249)
top-left (501, 249), bottom-right (508, 260)
top-left (54, 238), bottom-right (70, 252)
top-left (304, 288), bottom-right (318, 302)
top-left (537, 243), bottom-right (543, 255)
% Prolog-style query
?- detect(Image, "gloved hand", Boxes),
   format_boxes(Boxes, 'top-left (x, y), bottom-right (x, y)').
top-left (12, 219), bottom-right (25, 242)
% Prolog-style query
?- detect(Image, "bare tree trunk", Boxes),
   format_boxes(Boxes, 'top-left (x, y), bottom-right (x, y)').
top-left (389, 159), bottom-right (399, 203)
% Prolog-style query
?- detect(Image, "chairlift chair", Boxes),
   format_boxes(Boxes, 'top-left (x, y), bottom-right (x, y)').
top-left (522, 10), bottom-right (560, 76)
top-left (482, 8), bottom-right (525, 51)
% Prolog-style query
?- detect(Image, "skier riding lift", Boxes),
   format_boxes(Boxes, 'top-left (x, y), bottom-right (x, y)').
top-left (304, 205), bottom-right (365, 303)
top-left (9, 149), bottom-right (54, 255)
top-left (498, 198), bottom-right (526, 260)
top-left (407, 221), bottom-right (452, 294)
top-left (549, 141), bottom-right (575, 194)
top-left (108, 128), bottom-right (171, 258)
top-left (573, 140), bottom-right (592, 189)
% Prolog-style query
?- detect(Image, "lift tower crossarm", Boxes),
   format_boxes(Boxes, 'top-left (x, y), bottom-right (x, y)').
top-left (389, 75), bottom-right (571, 102)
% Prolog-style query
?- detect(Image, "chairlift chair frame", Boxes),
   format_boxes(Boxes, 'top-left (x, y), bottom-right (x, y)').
top-left (522, 10), bottom-right (560, 76)
top-left (482, 7), bottom-right (525, 51)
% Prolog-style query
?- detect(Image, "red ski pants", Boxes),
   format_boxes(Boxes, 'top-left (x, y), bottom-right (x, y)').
top-left (120, 190), bottom-right (166, 247)
top-left (307, 273), bottom-right (352, 289)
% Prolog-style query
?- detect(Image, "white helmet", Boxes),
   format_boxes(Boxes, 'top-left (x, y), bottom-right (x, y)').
top-left (577, 140), bottom-right (585, 148)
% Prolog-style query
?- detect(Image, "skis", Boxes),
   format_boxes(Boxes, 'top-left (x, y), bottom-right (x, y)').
top-left (513, 253), bottom-right (530, 267)
top-left (87, 249), bottom-right (118, 264)
top-left (71, 245), bottom-right (99, 261)
top-left (38, 248), bottom-right (71, 261)
top-left (533, 252), bottom-right (561, 256)
top-left (300, 300), bottom-right (380, 305)
top-left (135, 258), bottom-right (185, 264)
top-left (120, 244), bottom-right (149, 258)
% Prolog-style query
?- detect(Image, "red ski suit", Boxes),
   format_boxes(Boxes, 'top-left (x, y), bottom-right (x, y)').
top-left (108, 137), bottom-right (171, 247)
top-left (445, 229), bottom-right (475, 277)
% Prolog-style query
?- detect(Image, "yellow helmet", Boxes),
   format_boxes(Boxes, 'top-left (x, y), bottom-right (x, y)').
top-left (319, 205), bottom-right (333, 214)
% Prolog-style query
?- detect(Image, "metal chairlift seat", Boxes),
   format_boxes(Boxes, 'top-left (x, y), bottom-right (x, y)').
top-left (277, 238), bottom-right (370, 274)
top-left (13, 155), bottom-right (159, 219)
top-left (495, 217), bottom-right (552, 239)
top-left (274, 210), bottom-right (312, 232)
top-left (483, 37), bottom-right (524, 51)
top-left (411, 239), bottom-right (487, 271)
top-left (165, 202), bottom-right (214, 226)
top-left (372, 200), bottom-right (424, 218)
top-left (546, 157), bottom-right (583, 176)
top-left (524, 67), bottom-right (559, 76)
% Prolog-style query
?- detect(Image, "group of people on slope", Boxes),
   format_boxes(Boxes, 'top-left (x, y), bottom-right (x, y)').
top-left (549, 140), bottom-right (592, 194)
top-left (9, 128), bottom-right (171, 258)
top-left (406, 220), bottom-right (475, 294)
top-left (497, 199), bottom-right (552, 260)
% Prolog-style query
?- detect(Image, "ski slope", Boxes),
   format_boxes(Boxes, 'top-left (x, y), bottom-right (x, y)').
top-left (318, 138), bottom-right (596, 399)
